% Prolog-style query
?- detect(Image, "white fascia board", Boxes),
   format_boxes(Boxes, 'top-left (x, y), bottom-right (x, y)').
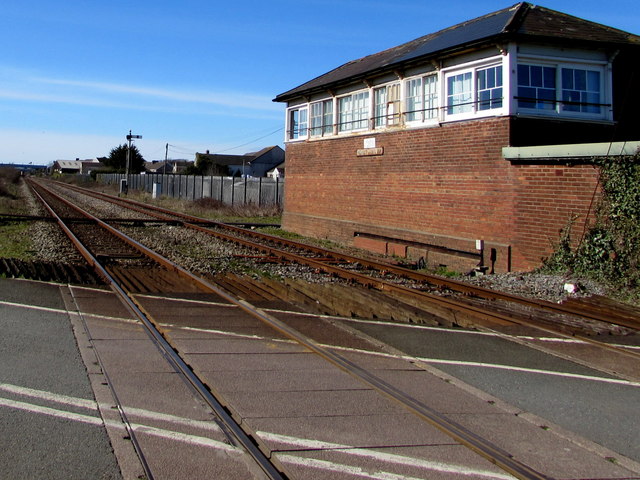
top-left (503, 141), bottom-right (640, 160)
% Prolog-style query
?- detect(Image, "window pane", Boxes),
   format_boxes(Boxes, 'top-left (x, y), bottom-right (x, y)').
top-left (518, 64), bottom-right (557, 110)
top-left (517, 64), bottom-right (530, 86)
top-left (447, 72), bottom-right (472, 114)
top-left (587, 70), bottom-right (599, 90)
top-left (478, 70), bottom-right (486, 90)
top-left (374, 87), bottom-right (387, 127)
top-left (477, 65), bottom-right (502, 111)
top-left (406, 78), bottom-right (422, 121)
top-left (574, 69), bottom-right (586, 90)
top-left (310, 102), bottom-right (322, 136)
top-left (543, 67), bottom-right (556, 88)
top-left (584, 91), bottom-right (601, 113)
top-left (518, 86), bottom-right (536, 108)
top-left (531, 66), bottom-right (542, 87)
top-left (562, 68), bottom-right (573, 90)
top-left (299, 108), bottom-right (307, 136)
top-left (323, 100), bottom-right (333, 134)
top-left (424, 75), bottom-right (438, 119)
top-left (289, 110), bottom-right (299, 139)
top-left (561, 68), bottom-right (601, 113)
top-left (538, 88), bottom-right (556, 110)
top-left (338, 97), bottom-right (351, 131)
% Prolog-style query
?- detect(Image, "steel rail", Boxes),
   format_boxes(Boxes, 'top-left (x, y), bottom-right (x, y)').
top-left (49, 179), bottom-right (640, 331)
top-left (28, 180), bottom-right (286, 480)
top-left (42, 179), bottom-right (640, 363)
top-left (28, 184), bottom-right (153, 479)
top-left (36, 180), bottom-right (553, 480)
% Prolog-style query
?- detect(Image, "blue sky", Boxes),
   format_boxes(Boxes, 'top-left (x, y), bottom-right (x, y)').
top-left (1, 1), bottom-right (638, 165)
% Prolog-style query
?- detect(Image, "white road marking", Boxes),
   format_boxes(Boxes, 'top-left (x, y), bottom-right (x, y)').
top-left (0, 299), bottom-right (132, 322)
top-left (124, 424), bottom-right (239, 453)
top-left (161, 322), bottom-right (640, 387)
top-left (0, 382), bottom-right (222, 432)
top-left (0, 394), bottom-right (238, 453)
top-left (263, 433), bottom-right (515, 479)
top-left (0, 300), bottom-right (68, 314)
top-left (0, 397), bottom-right (104, 426)
top-left (414, 358), bottom-right (640, 387)
top-left (0, 383), bottom-right (97, 410)
top-left (277, 454), bottom-right (516, 479)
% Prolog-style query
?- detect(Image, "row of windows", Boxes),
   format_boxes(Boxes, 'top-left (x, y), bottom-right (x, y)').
top-left (287, 61), bottom-right (608, 140)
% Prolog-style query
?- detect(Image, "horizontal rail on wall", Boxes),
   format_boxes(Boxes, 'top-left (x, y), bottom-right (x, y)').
top-left (354, 231), bottom-right (481, 259)
top-left (96, 173), bottom-right (284, 207)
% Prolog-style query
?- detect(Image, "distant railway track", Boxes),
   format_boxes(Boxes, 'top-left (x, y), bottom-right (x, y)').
top-left (26, 178), bottom-right (563, 480)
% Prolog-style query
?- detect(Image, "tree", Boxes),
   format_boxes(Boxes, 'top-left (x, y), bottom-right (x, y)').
top-left (104, 144), bottom-right (145, 173)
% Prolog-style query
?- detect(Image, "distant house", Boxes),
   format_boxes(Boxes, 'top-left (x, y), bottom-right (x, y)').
top-left (53, 158), bottom-right (102, 175)
top-left (81, 159), bottom-right (102, 175)
top-left (194, 146), bottom-right (285, 177)
top-left (145, 160), bottom-right (192, 174)
top-left (267, 161), bottom-right (285, 179)
top-left (274, 2), bottom-right (640, 272)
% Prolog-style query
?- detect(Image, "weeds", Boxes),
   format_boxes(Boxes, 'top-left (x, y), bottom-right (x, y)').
top-left (541, 154), bottom-right (640, 302)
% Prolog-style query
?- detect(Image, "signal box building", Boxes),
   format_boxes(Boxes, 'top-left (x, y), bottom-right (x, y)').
top-left (274, 3), bottom-right (640, 273)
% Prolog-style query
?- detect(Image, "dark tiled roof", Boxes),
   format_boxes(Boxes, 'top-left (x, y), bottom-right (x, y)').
top-left (274, 2), bottom-right (640, 102)
top-left (197, 146), bottom-right (281, 166)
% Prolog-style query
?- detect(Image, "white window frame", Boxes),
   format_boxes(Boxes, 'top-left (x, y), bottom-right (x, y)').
top-left (338, 90), bottom-right (370, 133)
top-left (442, 56), bottom-right (507, 121)
top-left (403, 74), bottom-right (439, 125)
top-left (310, 99), bottom-right (334, 137)
top-left (286, 106), bottom-right (308, 141)
top-left (516, 57), bottom-right (609, 120)
top-left (374, 82), bottom-right (401, 128)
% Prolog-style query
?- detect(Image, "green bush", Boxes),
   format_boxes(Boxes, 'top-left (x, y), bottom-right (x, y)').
top-left (542, 154), bottom-right (640, 295)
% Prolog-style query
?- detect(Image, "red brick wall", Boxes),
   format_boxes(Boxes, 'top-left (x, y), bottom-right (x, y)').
top-left (282, 117), bottom-right (599, 272)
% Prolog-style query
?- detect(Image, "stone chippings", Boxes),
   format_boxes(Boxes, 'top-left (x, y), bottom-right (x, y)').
top-left (21, 180), bottom-right (609, 302)
top-left (460, 272), bottom-right (606, 304)
top-left (22, 181), bottom-right (84, 264)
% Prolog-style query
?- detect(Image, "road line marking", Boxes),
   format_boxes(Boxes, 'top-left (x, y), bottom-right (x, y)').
top-left (0, 300), bottom-right (67, 314)
top-left (277, 454), bottom-right (516, 479)
top-left (160, 322), bottom-right (640, 388)
top-left (261, 432), bottom-right (515, 479)
top-left (0, 397), bottom-right (104, 426)
top-left (415, 358), bottom-right (640, 387)
top-left (125, 424), bottom-right (239, 453)
top-left (0, 299), bottom-right (132, 322)
top-left (0, 396), bottom-right (236, 452)
top-left (0, 383), bottom-right (97, 410)
top-left (0, 383), bottom-right (222, 432)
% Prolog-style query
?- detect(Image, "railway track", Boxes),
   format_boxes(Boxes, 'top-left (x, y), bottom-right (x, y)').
top-left (37, 180), bottom-right (640, 343)
top-left (24, 178), bottom-right (571, 480)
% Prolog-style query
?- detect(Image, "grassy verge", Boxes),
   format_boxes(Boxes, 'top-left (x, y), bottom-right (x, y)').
top-left (0, 223), bottom-right (34, 258)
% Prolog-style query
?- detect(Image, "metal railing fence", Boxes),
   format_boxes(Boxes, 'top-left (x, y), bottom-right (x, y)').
top-left (96, 173), bottom-right (284, 206)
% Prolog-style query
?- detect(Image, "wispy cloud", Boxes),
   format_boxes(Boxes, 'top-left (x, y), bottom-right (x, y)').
top-left (0, 67), bottom-right (281, 118)
top-left (33, 77), bottom-right (281, 111)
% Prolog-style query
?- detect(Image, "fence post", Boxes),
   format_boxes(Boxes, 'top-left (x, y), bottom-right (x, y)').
top-left (244, 176), bottom-right (247, 205)
top-left (258, 177), bottom-right (262, 206)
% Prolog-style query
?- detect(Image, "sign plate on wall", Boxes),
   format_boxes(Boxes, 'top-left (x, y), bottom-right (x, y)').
top-left (357, 147), bottom-right (384, 156)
